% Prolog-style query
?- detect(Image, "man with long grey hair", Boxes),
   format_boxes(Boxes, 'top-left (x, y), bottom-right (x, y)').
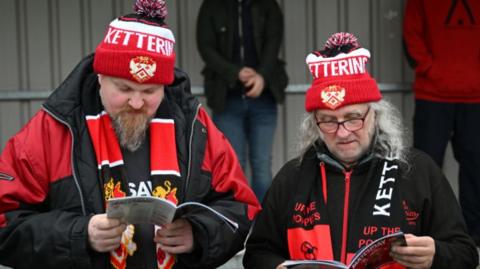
top-left (244, 32), bottom-right (478, 269)
top-left (298, 99), bottom-right (408, 165)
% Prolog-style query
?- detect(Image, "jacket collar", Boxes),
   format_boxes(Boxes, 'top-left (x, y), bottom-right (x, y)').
top-left (313, 141), bottom-right (374, 172)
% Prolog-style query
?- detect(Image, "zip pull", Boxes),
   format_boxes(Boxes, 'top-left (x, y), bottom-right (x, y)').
top-left (340, 168), bottom-right (353, 264)
top-left (320, 162), bottom-right (327, 204)
top-left (343, 169), bottom-right (352, 182)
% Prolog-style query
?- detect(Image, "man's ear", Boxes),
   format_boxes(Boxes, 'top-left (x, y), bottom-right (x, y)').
top-left (97, 74), bottom-right (103, 86)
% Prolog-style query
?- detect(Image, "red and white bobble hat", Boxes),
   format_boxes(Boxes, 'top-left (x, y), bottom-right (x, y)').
top-left (304, 32), bottom-right (381, 112)
top-left (93, 0), bottom-right (175, 85)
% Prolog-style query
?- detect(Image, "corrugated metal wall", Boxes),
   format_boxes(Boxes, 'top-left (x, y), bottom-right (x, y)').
top-left (0, 0), bottom-right (459, 192)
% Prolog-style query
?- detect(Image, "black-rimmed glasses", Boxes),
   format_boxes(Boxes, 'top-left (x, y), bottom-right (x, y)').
top-left (316, 107), bottom-right (371, 134)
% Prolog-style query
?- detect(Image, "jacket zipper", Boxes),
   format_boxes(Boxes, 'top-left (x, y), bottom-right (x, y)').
top-left (42, 106), bottom-right (87, 215)
top-left (184, 103), bottom-right (201, 200)
top-left (320, 162), bottom-right (327, 204)
top-left (340, 169), bottom-right (352, 264)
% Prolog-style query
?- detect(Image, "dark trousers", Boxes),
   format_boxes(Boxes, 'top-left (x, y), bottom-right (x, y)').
top-left (414, 100), bottom-right (480, 245)
top-left (213, 93), bottom-right (277, 202)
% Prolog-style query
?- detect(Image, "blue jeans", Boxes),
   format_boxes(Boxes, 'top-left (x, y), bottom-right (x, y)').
top-left (213, 93), bottom-right (277, 202)
top-left (414, 100), bottom-right (480, 245)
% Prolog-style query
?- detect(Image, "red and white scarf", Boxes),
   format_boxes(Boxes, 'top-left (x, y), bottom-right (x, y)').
top-left (86, 100), bottom-right (182, 269)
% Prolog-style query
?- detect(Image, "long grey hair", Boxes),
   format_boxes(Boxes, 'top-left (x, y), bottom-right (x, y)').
top-left (296, 99), bottom-right (410, 165)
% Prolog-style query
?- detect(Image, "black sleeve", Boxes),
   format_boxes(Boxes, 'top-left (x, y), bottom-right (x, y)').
top-left (0, 122), bottom-right (97, 269)
top-left (196, 0), bottom-right (241, 87)
top-left (175, 112), bottom-right (261, 268)
top-left (417, 153), bottom-right (479, 268)
top-left (255, 0), bottom-right (285, 82)
top-left (178, 197), bottom-right (251, 269)
top-left (243, 161), bottom-right (297, 269)
top-left (0, 210), bottom-right (93, 269)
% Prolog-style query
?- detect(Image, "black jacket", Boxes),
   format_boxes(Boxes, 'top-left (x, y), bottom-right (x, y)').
top-left (244, 146), bottom-right (478, 269)
top-left (196, 0), bottom-right (288, 113)
top-left (0, 55), bottom-right (261, 269)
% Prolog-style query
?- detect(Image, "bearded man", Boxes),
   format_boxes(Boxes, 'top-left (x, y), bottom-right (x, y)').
top-left (0, 1), bottom-right (260, 269)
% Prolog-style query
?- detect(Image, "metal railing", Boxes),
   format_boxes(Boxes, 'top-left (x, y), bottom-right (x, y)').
top-left (0, 83), bottom-right (411, 101)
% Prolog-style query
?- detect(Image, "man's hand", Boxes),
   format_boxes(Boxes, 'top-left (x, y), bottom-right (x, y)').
top-left (238, 67), bottom-right (265, 98)
top-left (390, 234), bottom-right (435, 269)
top-left (154, 218), bottom-right (194, 254)
top-left (88, 214), bottom-right (127, 252)
top-left (238, 67), bottom-right (256, 83)
top-left (243, 73), bottom-right (265, 98)
top-left (276, 264), bottom-right (287, 269)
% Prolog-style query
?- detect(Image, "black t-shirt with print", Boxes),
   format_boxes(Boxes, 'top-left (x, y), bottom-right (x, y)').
top-left (122, 137), bottom-right (156, 269)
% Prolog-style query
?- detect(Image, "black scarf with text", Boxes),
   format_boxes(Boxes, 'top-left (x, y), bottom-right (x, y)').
top-left (286, 148), bottom-right (407, 267)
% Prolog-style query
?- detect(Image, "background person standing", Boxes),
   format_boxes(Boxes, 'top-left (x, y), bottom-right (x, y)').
top-left (403, 0), bottom-right (480, 246)
top-left (196, 0), bottom-right (288, 201)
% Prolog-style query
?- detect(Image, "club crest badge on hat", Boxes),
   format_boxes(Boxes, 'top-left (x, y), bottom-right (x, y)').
top-left (129, 56), bottom-right (157, 83)
top-left (321, 85), bottom-right (345, 109)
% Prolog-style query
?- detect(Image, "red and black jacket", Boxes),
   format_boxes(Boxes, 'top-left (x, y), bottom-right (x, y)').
top-left (244, 144), bottom-right (478, 269)
top-left (0, 54), bottom-right (260, 269)
top-left (403, 0), bottom-right (480, 103)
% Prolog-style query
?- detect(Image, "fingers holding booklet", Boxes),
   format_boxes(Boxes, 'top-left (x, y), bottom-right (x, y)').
top-left (106, 196), bottom-right (239, 232)
top-left (281, 231), bottom-right (407, 269)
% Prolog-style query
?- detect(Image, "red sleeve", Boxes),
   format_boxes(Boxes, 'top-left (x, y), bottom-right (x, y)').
top-left (403, 0), bottom-right (432, 74)
top-left (0, 110), bottom-right (72, 227)
top-left (196, 108), bottom-right (261, 220)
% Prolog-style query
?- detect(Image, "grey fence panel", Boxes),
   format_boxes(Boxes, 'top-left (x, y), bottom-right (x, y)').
top-left (272, 104), bottom-right (286, 179)
top-left (0, 0), bottom-right (20, 90)
top-left (28, 101), bottom-right (44, 118)
top-left (57, 0), bottom-right (85, 82)
top-left (0, 1), bottom-right (21, 148)
top-left (347, 0), bottom-right (371, 50)
top-left (0, 0), bottom-right (460, 206)
top-left (283, 0), bottom-right (312, 84)
top-left (88, 0), bottom-right (116, 51)
top-left (374, 0), bottom-right (404, 82)
top-left (0, 102), bottom-right (23, 150)
top-left (400, 0), bottom-right (416, 84)
top-left (177, 0), bottom-right (204, 86)
top-left (24, 0), bottom-right (53, 90)
top-left (284, 94), bottom-right (308, 161)
top-left (314, 0), bottom-right (342, 50)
